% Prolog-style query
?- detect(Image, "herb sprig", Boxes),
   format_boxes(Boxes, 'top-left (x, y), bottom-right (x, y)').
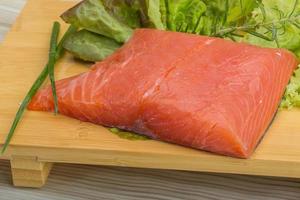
top-left (1, 22), bottom-right (76, 154)
top-left (213, 0), bottom-right (300, 46)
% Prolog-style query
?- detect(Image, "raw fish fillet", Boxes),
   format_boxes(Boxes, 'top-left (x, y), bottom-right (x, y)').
top-left (28, 29), bottom-right (298, 158)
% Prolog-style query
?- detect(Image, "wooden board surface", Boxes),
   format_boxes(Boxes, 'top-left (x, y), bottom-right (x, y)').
top-left (1, 0), bottom-right (300, 178)
top-left (1, 160), bottom-right (300, 200)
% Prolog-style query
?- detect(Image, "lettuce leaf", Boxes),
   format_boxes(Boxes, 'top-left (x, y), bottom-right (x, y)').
top-left (166, 0), bottom-right (207, 32)
top-left (61, 0), bottom-right (166, 43)
top-left (225, 0), bottom-right (259, 23)
top-left (281, 65), bottom-right (300, 109)
top-left (61, 0), bottom-right (165, 60)
top-left (165, 0), bottom-right (258, 35)
top-left (61, 0), bottom-right (139, 42)
top-left (140, 0), bottom-right (166, 29)
top-left (63, 30), bottom-right (121, 62)
top-left (101, 0), bottom-right (142, 29)
top-left (243, 0), bottom-right (300, 53)
top-left (159, 0), bottom-right (168, 28)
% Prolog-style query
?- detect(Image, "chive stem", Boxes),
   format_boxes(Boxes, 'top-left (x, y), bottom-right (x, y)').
top-left (1, 65), bottom-right (49, 154)
top-left (48, 21), bottom-right (60, 114)
top-left (1, 24), bottom-right (76, 154)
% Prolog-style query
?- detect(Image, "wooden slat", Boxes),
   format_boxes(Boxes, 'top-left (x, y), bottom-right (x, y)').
top-left (10, 156), bottom-right (53, 188)
top-left (0, 0), bottom-right (300, 198)
top-left (0, 0), bottom-right (300, 177)
top-left (1, 160), bottom-right (300, 200)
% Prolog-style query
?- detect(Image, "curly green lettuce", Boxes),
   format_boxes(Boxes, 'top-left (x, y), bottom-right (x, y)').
top-left (140, 0), bottom-right (165, 29)
top-left (61, 0), bottom-right (259, 58)
top-left (243, 0), bottom-right (300, 54)
top-left (281, 65), bottom-right (300, 109)
top-left (164, 0), bottom-right (258, 34)
top-left (165, 0), bottom-right (207, 32)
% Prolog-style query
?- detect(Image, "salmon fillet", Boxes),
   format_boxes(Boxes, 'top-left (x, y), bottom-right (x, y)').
top-left (28, 29), bottom-right (298, 158)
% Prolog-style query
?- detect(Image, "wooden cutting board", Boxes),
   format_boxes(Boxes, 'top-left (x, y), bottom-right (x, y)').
top-left (1, 0), bottom-right (300, 187)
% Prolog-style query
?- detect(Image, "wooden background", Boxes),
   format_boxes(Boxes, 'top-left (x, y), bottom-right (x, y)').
top-left (0, 1), bottom-right (300, 199)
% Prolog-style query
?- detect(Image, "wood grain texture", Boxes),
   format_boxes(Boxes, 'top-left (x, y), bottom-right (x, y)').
top-left (1, 0), bottom-right (300, 178)
top-left (1, 160), bottom-right (300, 200)
top-left (10, 156), bottom-right (53, 187)
top-left (0, 0), bottom-right (300, 199)
top-left (0, 0), bottom-right (26, 41)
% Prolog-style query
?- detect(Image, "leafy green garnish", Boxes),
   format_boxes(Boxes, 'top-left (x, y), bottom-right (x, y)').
top-left (101, 0), bottom-right (142, 29)
top-left (165, 0), bottom-right (259, 35)
top-left (63, 30), bottom-right (121, 62)
top-left (141, 0), bottom-right (165, 29)
top-left (61, 0), bottom-right (300, 57)
top-left (61, 0), bottom-right (138, 43)
top-left (281, 65), bottom-right (300, 109)
top-left (166, 0), bottom-right (207, 33)
top-left (242, 0), bottom-right (300, 52)
top-left (1, 23), bottom-right (77, 154)
top-left (109, 128), bottom-right (150, 141)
